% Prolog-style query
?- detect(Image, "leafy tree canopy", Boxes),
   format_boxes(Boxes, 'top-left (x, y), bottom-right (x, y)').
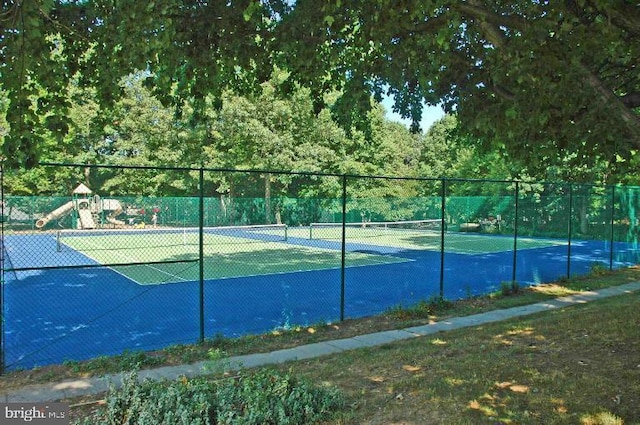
top-left (1, 1), bottom-right (639, 171)
top-left (280, 0), bottom-right (640, 171)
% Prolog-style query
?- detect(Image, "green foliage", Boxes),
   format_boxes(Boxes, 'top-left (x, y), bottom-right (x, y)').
top-left (275, 1), bottom-right (640, 175)
top-left (589, 262), bottom-right (610, 277)
top-left (74, 369), bottom-right (346, 425)
top-left (3, 69), bottom-right (430, 206)
top-left (213, 369), bottom-right (345, 424)
top-left (162, 343), bottom-right (207, 365)
top-left (386, 294), bottom-right (453, 320)
top-left (62, 350), bottom-right (164, 375)
top-left (427, 294), bottom-right (454, 311)
top-left (386, 300), bottom-right (433, 320)
top-left (74, 371), bottom-right (217, 425)
top-left (418, 115), bottom-right (473, 179)
top-left (202, 348), bottom-right (231, 375)
top-left (3, 1), bottom-right (638, 175)
top-left (500, 281), bottom-right (521, 297)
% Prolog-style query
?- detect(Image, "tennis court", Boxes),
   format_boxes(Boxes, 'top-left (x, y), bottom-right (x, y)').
top-left (54, 225), bottom-right (409, 284)
top-left (10, 221), bottom-right (567, 285)
top-left (2, 221), bottom-right (638, 370)
top-left (3, 164), bottom-right (640, 372)
top-left (293, 220), bottom-right (568, 253)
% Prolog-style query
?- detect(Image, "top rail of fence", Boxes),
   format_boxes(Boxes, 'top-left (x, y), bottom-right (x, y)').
top-left (36, 161), bottom-right (640, 190)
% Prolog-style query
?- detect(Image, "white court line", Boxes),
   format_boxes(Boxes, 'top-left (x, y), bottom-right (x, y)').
top-left (58, 235), bottom-right (193, 285)
top-left (60, 232), bottom-right (412, 285)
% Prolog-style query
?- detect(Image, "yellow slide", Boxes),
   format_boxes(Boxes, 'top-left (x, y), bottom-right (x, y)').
top-left (77, 209), bottom-right (96, 229)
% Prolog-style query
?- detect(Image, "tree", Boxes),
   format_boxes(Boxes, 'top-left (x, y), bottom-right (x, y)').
top-left (1, 0), bottom-right (279, 167)
top-left (3, 1), bottom-right (638, 178)
top-left (275, 1), bottom-right (639, 174)
top-left (418, 115), bottom-right (470, 179)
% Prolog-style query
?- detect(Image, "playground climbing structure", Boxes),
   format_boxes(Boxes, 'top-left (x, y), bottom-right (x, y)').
top-left (35, 183), bottom-right (125, 230)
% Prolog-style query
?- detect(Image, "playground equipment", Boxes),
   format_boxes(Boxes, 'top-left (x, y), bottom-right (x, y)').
top-left (101, 198), bottom-right (124, 227)
top-left (35, 184), bottom-right (126, 230)
top-left (35, 201), bottom-right (76, 229)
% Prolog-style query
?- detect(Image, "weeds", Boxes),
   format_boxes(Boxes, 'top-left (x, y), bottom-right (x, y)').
top-left (500, 280), bottom-right (520, 296)
top-left (589, 261), bottom-right (610, 276)
top-left (202, 348), bottom-right (232, 375)
top-left (63, 350), bottom-right (163, 375)
top-left (386, 294), bottom-right (454, 320)
top-left (74, 369), bottom-right (346, 425)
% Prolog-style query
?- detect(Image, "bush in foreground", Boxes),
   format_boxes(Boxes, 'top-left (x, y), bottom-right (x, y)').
top-left (75, 369), bottom-right (345, 425)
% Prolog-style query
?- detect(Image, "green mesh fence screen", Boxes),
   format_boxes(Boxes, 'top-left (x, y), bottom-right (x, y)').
top-left (1, 163), bottom-right (639, 372)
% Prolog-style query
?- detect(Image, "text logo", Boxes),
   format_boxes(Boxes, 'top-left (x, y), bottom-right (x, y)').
top-left (1, 403), bottom-right (68, 425)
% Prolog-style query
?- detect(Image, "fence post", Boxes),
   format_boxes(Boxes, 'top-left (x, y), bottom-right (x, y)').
top-left (439, 178), bottom-right (446, 298)
top-left (340, 175), bottom-right (347, 321)
top-left (512, 181), bottom-right (519, 283)
top-left (199, 167), bottom-right (205, 343)
top-left (609, 185), bottom-right (616, 270)
top-left (567, 184), bottom-right (574, 278)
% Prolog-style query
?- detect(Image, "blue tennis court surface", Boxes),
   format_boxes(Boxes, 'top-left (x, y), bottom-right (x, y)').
top-left (2, 231), bottom-right (639, 370)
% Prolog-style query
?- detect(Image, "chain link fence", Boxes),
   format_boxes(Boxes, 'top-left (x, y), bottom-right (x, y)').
top-left (1, 163), bottom-right (639, 371)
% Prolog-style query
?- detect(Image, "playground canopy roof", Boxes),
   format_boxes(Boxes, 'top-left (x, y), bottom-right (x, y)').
top-left (72, 183), bottom-right (92, 195)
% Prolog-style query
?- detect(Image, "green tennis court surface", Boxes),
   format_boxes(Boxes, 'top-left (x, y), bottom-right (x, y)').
top-left (287, 224), bottom-right (567, 254)
top-left (59, 230), bottom-right (408, 285)
top-left (58, 222), bottom-right (567, 285)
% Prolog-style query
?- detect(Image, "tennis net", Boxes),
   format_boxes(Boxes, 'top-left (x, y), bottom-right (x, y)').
top-left (309, 219), bottom-right (442, 240)
top-left (56, 224), bottom-right (288, 252)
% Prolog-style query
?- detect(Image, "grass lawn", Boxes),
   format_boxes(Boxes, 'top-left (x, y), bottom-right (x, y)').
top-left (285, 291), bottom-right (639, 424)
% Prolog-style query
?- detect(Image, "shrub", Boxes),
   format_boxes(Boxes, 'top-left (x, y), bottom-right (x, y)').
top-left (386, 295), bottom-right (453, 320)
top-left (500, 281), bottom-right (520, 296)
top-left (589, 262), bottom-right (609, 276)
top-left (214, 369), bottom-right (345, 424)
top-left (74, 369), bottom-right (345, 425)
top-left (63, 350), bottom-right (164, 375)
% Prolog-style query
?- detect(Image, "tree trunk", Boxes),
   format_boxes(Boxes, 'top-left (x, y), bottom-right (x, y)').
top-left (264, 173), bottom-right (272, 224)
top-left (220, 194), bottom-right (228, 225)
top-left (84, 165), bottom-right (91, 188)
top-left (275, 203), bottom-right (282, 225)
top-left (580, 197), bottom-right (589, 235)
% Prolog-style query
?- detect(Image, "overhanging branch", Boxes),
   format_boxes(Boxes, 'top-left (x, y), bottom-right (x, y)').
top-left (583, 65), bottom-right (640, 149)
top-left (621, 92), bottom-right (640, 109)
top-left (585, 0), bottom-right (640, 38)
top-left (490, 82), bottom-right (516, 101)
top-left (454, 1), bottom-right (530, 34)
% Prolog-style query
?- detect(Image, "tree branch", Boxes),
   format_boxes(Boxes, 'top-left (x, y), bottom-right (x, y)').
top-left (400, 14), bottom-right (450, 40)
top-left (454, 1), bottom-right (640, 149)
top-left (621, 92), bottom-right (640, 109)
top-left (455, 1), bottom-right (530, 32)
top-left (582, 65), bottom-right (640, 149)
top-left (490, 83), bottom-right (516, 102)
top-left (584, 0), bottom-right (640, 38)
